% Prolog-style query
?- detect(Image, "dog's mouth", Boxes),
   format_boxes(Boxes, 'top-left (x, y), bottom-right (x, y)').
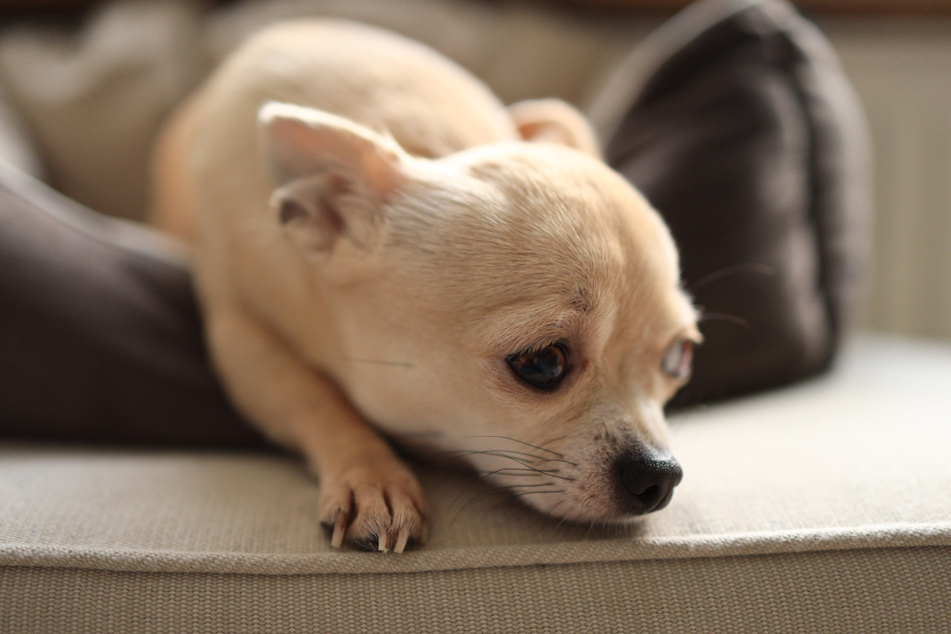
top-left (460, 437), bottom-right (683, 522)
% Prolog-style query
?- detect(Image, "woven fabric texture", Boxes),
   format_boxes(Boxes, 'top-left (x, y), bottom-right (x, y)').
top-left (2, 548), bottom-right (948, 633)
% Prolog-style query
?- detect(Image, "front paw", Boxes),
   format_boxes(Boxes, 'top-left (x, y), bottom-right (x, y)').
top-left (319, 466), bottom-right (428, 553)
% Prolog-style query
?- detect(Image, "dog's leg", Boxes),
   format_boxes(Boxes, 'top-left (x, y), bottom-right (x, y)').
top-left (149, 102), bottom-right (199, 241)
top-left (206, 308), bottom-right (427, 553)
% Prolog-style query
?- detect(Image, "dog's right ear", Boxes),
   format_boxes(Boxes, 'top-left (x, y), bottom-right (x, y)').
top-left (508, 99), bottom-right (601, 158)
top-left (259, 102), bottom-right (406, 255)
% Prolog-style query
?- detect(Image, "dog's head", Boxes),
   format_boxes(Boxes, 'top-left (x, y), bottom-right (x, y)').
top-left (260, 102), bottom-right (699, 522)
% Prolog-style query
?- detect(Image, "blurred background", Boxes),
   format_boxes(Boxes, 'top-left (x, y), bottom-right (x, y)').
top-left (1, 0), bottom-right (948, 342)
top-left (817, 15), bottom-right (951, 342)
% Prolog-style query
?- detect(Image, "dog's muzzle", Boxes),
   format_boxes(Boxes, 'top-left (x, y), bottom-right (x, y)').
top-left (614, 450), bottom-right (683, 514)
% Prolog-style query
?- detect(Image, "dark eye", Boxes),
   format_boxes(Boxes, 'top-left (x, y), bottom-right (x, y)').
top-left (662, 339), bottom-right (693, 380)
top-left (507, 343), bottom-right (568, 390)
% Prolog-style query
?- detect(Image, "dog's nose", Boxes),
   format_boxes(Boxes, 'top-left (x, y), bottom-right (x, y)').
top-left (615, 452), bottom-right (683, 514)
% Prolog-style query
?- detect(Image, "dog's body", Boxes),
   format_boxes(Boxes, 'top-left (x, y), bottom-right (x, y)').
top-left (152, 20), bottom-right (699, 553)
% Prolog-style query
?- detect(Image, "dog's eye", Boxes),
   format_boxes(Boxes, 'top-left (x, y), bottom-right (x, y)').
top-left (662, 338), bottom-right (693, 380)
top-left (507, 343), bottom-right (568, 390)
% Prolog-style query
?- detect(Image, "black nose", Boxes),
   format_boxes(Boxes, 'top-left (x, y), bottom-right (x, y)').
top-left (615, 451), bottom-right (683, 514)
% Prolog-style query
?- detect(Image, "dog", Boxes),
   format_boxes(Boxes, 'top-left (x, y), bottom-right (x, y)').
top-left (150, 20), bottom-right (700, 553)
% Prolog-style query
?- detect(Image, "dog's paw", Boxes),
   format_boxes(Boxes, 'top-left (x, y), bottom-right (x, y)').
top-left (319, 466), bottom-right (428, 553)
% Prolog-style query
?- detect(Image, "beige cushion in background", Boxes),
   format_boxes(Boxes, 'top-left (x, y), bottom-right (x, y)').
top-left (2, 335), bottom-right (949, 632)
top-left (0, 0), bottom-right (659, 221)
top-left (0, 81), bottom-right (42, 178)
top-left (0, 1), bottom-right (210, 220)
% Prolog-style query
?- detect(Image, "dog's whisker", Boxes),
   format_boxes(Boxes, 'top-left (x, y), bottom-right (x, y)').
top-left (448, 474), bottom-right (551, 517)
top-left (448, 482), bottom-right (530, 525)
top-left (479, 496), bottom-right (515, 520)
top-left (483, 449), bottom-right (576, 467)
top-left (452, 481), bottom-right (561, 519)
top-left (478, 464), bottom-right (570, 477)
top-left (699, 312), bottom-right (755, 332)
top-left (479, 467), bottom-right (575, 482)
top-left (479, 467), bottom-right (557, 480)
top-left (474, 447), bottom-right (575, 465)
top-left (433, 448), bottom-right (524, 464)
top-left (447, 476), bottom-right (496, 514)
top-left (478, 451), bottom-right (578, 475)
top-left (439, 448), bottom-right (525, 459)
top-left (447, 488), bottom-right (497, 526)
top-left (538, 433), bottom-right (570, 451)
top-left (438, 449), bottom-right (532, 467)
top-left (478, 468), bottom-right (542, 478)
top-left (686, 262), bottom-right (775, 293)
top-left (552, 507), bottom-right (573, 534)
top-left (341, 356), bottom-right (414, 368)
top-left (445, 448), bottom-right (576, 468)
top-left (484, 488), bottom-right (564, 514)
top-left (513, 470), bottom-right (573, 482)
top-left (467, 435), bottom-right (566, 458)
top-left (445, 460), bottom-right (533, 513)
top-left (548, 500), bottom-right (568, 524)
top-left (493, 483), bottom-right (562, 491)
top-left (578, 494), bottom-right (594, 520)
top-left (509, 488), bottom-right (564, 497)
top-left (480, 489), bottom-right (564, 520)
top-left (388, 432), bottom-right (576, 528)
top-left (531, 500), bottom-right (567, 540)
top-left (584, 519), bottom-right (596, 541)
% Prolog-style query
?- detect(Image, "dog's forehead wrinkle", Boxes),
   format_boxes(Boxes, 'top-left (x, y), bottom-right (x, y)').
top-left (386, 222), bottom-right (618, 333)
top-left (570, 286), bottom-right (596, 313)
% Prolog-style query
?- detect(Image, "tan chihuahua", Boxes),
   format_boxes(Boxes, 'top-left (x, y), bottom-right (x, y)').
top-left (151, 20), bottom-right (700, 553)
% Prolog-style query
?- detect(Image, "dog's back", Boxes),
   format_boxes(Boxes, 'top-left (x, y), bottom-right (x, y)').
top-left (150, 20), bottom-right (517, 241)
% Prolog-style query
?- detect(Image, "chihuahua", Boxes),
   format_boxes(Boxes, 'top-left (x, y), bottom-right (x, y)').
top-left (151, 20), bottom-right (699, 553)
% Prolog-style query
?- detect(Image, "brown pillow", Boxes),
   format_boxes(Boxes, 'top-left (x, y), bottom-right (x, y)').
top-left (599, 0), bottom-right (872, 406)
top-left (0, 168), bottom-right (264, 448)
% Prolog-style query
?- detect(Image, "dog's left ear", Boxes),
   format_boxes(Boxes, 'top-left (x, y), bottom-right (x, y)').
top-left (508, 99), bottom-right (601, 158)
top-left (259, 102), bottom-right (406, 254)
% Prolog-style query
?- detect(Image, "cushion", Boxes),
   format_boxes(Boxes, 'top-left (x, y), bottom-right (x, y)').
top-left (0, 163), bottom-right (264, 448)
top-left (2, 335), bottom-right (949, 631)
top-left (591, 0), bottom-right (872, 405)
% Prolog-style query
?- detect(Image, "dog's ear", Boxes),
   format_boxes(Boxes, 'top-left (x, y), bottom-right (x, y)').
top-left (259, 102), bottom-right (405, 254)
top-left (508, 99), bottom-right (601, 158)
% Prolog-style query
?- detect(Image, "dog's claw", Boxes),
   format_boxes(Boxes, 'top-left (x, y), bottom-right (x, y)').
top-left (394, 527), bottom-right (410, 554)
top-left (330, 515), bottom-right (346, 549)
top-left (319, 467), bottom-right (427, 553)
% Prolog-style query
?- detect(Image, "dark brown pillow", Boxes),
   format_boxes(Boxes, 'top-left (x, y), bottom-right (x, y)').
top-left (0, 169), bottom-right (264, 448)
top-left (600, 0), bottom-right (871, 406)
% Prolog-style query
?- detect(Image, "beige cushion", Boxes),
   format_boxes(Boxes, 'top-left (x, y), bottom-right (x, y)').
top-left (3, 334), bottom-right (949, 631)
top-left (0, 0), bottom-right (655, 221)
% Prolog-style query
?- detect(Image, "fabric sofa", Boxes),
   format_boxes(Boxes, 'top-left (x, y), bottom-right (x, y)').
top-left (1, 0), bottom-right (949, 631)
top-left (3, 335), bottom-right (950, 631)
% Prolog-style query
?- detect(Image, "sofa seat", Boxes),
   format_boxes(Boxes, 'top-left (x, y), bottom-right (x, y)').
top-left (2, 334), bottom-right (949, 632)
